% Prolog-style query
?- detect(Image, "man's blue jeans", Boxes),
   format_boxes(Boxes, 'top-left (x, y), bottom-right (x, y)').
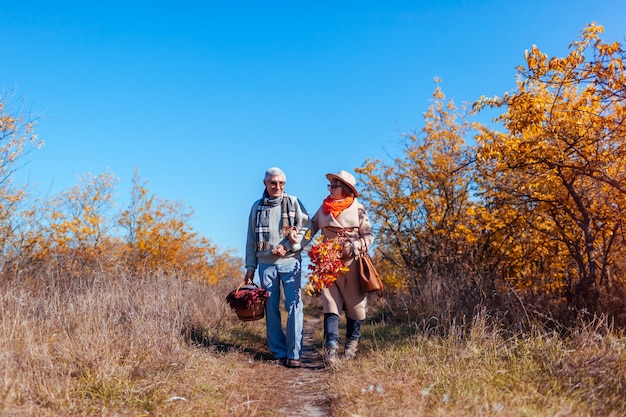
top-left (258, 258), bottom-right (303, 360)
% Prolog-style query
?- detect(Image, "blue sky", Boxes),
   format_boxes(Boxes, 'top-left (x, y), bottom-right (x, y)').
top-left (2, 1), bottom-right (625, 257)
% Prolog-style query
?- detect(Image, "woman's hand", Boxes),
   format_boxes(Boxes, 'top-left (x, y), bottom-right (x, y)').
top-left (340, 241), bottom-right (353, 259)
top-left (272, 244), bottom-right (288, 257)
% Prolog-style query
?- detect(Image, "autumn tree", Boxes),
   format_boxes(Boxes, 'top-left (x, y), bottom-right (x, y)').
top-left (6, 168), bottom-right (242, 284)
top-left (119, 169), bottom-right (242, 283)
top-left (0, 92), bottom-right (42, 262)
top-left (29, 171), bottom-right (121, 276)
top-left (0, 94), bottom-right (241, 284)
top-left (357, 83), bottom-right (490, 319)
top-left (356, 24), bottom-right (625, 325)
top-left (473, 23), bottom-right (626, 313)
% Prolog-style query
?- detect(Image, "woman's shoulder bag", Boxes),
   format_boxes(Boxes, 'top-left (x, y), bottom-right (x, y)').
top-left (358, 240), bottom-right (383, 296)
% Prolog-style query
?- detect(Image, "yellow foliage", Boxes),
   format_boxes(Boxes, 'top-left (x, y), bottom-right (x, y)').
top-left (119, 169), bottom-right (242, 283)
top-left (0, 94), bottom-right (241, 284)
top-left (357, 24), bottom-right (625, 317)
top-left (0, 96), bottom-right (43, 255)
top-left (2, 165), bottom-right (242, 284)
top-left (474, 23), bottom-right (626, 306)
top-left (357, 82), bottom-right (480, 289)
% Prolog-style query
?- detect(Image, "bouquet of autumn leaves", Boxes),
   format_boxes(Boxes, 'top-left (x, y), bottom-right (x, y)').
top-left (304, 234), bottom-right (350, 296)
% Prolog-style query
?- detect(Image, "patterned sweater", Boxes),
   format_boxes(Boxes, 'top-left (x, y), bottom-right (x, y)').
top-left (245, 194), bottom-right (309, 271)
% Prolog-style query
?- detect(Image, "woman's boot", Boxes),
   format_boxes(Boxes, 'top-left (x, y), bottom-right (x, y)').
top-left (344, 339), bottom-right (358, 359)
top-left (345, 316), bottom-right (361, 359)
top-left (325, 345), bottom-right (339, 367)
top-left (324, 313), bottom-right (340, 367)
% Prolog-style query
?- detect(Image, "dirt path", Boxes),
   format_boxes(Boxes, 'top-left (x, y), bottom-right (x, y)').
top-left (273, 316), bottom-right (332, 417)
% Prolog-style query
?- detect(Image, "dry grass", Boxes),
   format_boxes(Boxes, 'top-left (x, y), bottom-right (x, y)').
top-left (0, 272), bottom-right (284, 416)
top-left (327, 310), bottom-right (626, 416)
top-left (1, 273), bottom-right (624, 416)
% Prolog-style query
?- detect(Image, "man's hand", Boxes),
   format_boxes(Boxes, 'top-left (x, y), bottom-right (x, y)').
top-left (244, 269), bottom-right (255, 284)
top-left (288, 227), bottom-right (299, 244)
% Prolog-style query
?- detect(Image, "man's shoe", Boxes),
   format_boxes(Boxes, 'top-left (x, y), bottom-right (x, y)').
top-left (275, 357), bottom-right (287, 366)
top-left (286, 359), bottom-right (303, 368)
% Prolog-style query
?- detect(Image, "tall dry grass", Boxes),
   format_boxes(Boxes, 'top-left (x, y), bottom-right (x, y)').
top-left (327, 307), bottom-right (626, 417)
top-left (2, 270), bottom-right (625, 416)
top-left (0, 271), bottom-right (265, 416)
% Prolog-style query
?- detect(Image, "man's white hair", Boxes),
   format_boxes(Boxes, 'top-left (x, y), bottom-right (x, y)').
top-left (265, 167), bottom-right (286, 182)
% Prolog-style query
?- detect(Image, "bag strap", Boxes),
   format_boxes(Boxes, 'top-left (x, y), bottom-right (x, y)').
top-left (360, 236), bottom-right (369, 251)
top-left (357, 236), bottom-right (371, 259)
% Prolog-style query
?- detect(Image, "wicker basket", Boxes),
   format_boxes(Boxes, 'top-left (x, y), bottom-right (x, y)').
top-left (226, 283), bottom-right (267, 322)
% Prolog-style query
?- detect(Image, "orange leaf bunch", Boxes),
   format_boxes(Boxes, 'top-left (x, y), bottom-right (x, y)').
top-left (304, 235), bottom-right (349, 296)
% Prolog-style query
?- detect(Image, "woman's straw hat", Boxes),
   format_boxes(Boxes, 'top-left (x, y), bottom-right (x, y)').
top-left (325, 170), bottom-right (358, 197)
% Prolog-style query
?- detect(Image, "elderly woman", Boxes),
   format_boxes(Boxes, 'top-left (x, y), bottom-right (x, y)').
top-left (305, 170), bottom-right (374, 366)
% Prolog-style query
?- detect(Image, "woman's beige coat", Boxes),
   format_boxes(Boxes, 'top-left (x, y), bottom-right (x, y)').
top-left (308, 199), bottom-right (374, 320)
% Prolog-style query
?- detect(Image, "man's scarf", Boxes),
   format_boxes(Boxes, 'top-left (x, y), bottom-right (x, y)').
top-left (255, 192), bottom-right (296, 251)
top-left (322, 196), bottom-right (354, 218)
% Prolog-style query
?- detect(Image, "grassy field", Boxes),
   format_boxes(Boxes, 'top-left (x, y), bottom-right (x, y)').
top-left (1, 272), bottom-right (624, 416)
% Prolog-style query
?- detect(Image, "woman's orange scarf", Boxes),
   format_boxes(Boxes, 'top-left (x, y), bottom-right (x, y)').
top-left (322, 196), bottom-right (354, 218)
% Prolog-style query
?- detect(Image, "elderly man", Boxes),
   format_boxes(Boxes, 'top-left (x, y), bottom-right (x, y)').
top-left (244, 167), bottom-right (309, 368)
